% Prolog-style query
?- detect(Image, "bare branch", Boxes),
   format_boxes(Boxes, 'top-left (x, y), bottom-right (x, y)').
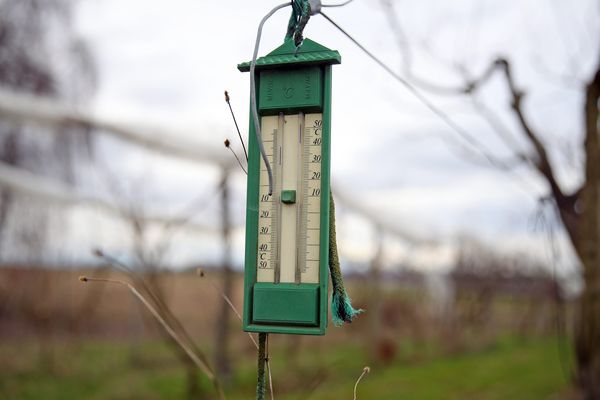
top-left (382, 1), bottom-right (572, 203)
top-left (381, 0), bottom-right (501, 97)
top-left (495, 59), bottom-right (566, 199)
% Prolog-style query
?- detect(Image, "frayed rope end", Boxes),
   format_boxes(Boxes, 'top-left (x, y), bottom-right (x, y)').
top-left (331, 290), bottom-right (363, 327)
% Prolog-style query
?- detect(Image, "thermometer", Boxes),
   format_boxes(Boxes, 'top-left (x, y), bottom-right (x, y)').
top-left (239, 38), bottom-right (341, 335)
top-left (256, 112), bottom-right (322, 285)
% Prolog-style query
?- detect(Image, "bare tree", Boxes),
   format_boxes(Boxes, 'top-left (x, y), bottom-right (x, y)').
top-left (380, 1), bottom-right (599, 397)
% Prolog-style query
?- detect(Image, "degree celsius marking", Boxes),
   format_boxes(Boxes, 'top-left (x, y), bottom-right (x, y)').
top-left (300, 113), bottom-right (323, 284)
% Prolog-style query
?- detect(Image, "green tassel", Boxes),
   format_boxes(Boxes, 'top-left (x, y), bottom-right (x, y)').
top-left (329, 191), bottom-right (363, 326)
top-left (331, 288), bottom-right (363, 326)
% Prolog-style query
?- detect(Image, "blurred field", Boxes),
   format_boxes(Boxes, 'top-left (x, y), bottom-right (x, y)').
top-left (0, 337), bottom-right (571, 399)
top-left (0, 267), bottom-right (574, 399)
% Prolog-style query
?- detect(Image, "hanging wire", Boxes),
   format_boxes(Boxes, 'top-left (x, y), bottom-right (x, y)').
top-left (322, 0), bottom-right (356, 7)
top-left (314, 4), bottom-right (543, 201)
top-left (318, 11), bottom-right (511, 170)
top-left (250, 2), bottom-right (292, 196)
top-left (248, 0), bottom-right (358, 196)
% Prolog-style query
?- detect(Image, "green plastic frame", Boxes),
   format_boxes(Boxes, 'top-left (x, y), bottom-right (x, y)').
top-left (239, 39), bottom-right (339, 335)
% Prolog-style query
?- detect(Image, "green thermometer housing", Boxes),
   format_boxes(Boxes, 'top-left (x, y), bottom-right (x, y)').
top-left (238, 39), bottom-right (341, 335)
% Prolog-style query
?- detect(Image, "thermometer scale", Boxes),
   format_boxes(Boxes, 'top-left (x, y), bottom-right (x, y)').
top-left (239, 38), bottom-right (340, 335)
top-left (256, 112), bottom-right (322, 285)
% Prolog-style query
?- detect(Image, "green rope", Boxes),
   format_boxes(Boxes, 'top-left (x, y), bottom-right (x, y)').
top-left (285, 0), bottom-right (312, 47)
top-left (256, 333), bottom-right (267, 400)
top-left (329, 191), bottom-right (363, 326)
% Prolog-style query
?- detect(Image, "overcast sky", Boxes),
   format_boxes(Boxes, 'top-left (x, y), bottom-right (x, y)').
top-left (62, 0), bottom-right (599, 274)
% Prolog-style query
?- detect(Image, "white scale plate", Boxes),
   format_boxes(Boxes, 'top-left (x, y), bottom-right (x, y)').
top-left (256, 113), bottom-right (323, 284)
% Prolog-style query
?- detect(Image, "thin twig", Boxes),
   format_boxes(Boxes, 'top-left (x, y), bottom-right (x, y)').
top-left (79, 275), bottom-right (226, 400)
top-left (224, 91), bottom-right (248, 162)
top-left (353, 366), bottom-right (370, 400)
top-left (197, 269), bottom-right (258, 349)
top-left (93, 248), bottom-right (210, 362)
top-left (197, 268), bottom-right (275, 398)
top-left (224, 139), bottom-right (248, 175)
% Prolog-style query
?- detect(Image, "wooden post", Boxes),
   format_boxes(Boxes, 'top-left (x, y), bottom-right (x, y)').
top-left (214, 168), bottom-right (233, 381)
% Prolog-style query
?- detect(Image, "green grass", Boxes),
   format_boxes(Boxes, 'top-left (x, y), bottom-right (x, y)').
top-left (300, 338), bottom-right (569, 400)
top-left (0, 337), bottom-right (571, 399)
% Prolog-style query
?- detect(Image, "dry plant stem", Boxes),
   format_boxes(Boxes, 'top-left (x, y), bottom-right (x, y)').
top-left (79, 276), bottom-right (226, 400)
top-left (93, 249), bottom-right (224, 400)
top-left (198, 269), bottom-right (259, 350)
top-left (198, 270), bottom-right (274, 399)
top-left (266, 361), bottom-right (274, 400)
top-left (353, 367), bottom-right (370, 400)
top-left (95, 251), bottom-right (212, 370)
top-left (224, 91), bottom-right (248, 162)
top-left (203, 275), bottom-right (276, 398)
top-left (226, 143), bottom-right (248, 175)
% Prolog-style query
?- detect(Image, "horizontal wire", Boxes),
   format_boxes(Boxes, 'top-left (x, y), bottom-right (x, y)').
top-left (319, 11), bottom-right (512, 171)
